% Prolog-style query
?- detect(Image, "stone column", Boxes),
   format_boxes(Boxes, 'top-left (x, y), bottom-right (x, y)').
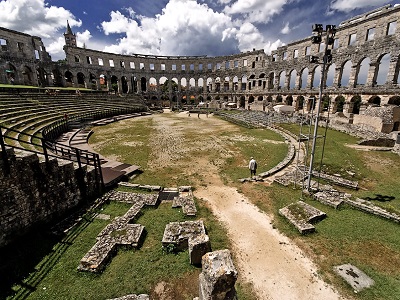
top-left (198, 249), bottom-right (238, 300)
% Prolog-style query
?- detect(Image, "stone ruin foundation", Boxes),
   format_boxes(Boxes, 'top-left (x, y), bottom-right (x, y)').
top-left (195, 249), bottom-right (238, 300)
top-left (162, 220), bottom-right (211, 265)
top-left (279, 201), bottom-right (327, 234)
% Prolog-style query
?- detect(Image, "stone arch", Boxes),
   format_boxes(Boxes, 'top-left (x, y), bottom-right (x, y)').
top-left (296, 96), bottom-right (305, 110)
top-left (36, 67), bottom-right (47, 87)
top-left (232, 76), bottom-right (239, 91)
top-left (334, 95), bottom-right (345, 112)
top-left (350, 95), bottom-right (362, 114)
top-left (340, 60), bottom-right (352, 87)
top-left (77, 72), bottom-right (85, 87)
top-left (376, 53), bottom-right (390, 85)
top-left (239, 96), bottom-right (245, 108)
top-left (121, 76), bottom-right (129, 93)
top-left (206, 77), bottom-right (213, 92)
top-left (248, 95), bottom-right (255, 104)
top-left (322, 94), bottom-right (331, 111)
top-left (248, 74), bottom-right (255, 90)
top-left (131, 76), bottom-right (138, 93)
top-left (257, 95), bottom-right (263, 101)
top-left (300, 67), bottom-right (308, 89)
top-left (307, 97), bottom-right (316, 111)
top-left (22, 65), bottom-right (34, 86)
top-left (276, 94), bottom-right (283, 103)
top-left (241, 75), bottom-right (247, 90)
top-left (285, 95), bottom-right (293, 106)
top-left (6, 63), bottom-right (16, 84)
top-left (266, 95), bottom-right (273, 102)
top-left (326, 64), bottom-right (336, 87)
top-left (388, 95), bottom-right (400, 105)
top-left (189, 78), bottom-right (196, 91)
top-left (52, 69), bottom-right (63, 87)
top-left (312, 65), bottom-right (321, 88)
top-left (74, 55), bottom-right (80, 63)
top-left (111, 75), bottom-right (119, 93)
top-left (289, 69), bottom-right (297, 90)
top-left (356, 57), bottom-right (370, 86)
top-left (223, 76), bottom-right (230, 92)
top-left (278, 71), bottom-right (286, 90)
top-left (149, 77), bottom-right (157, 92)
top-left (368, 95), bottom-right (381, 106)
top-left (215, 77), bottom-right (221, 92)
top-left (267, 72), bottom-right (274, 90)
top-left (89, 73), bottom-right (97, 90)
top-left (65, 70), bottom-right (73, 87)
top-left (140, 77), bottom-right (147, 92)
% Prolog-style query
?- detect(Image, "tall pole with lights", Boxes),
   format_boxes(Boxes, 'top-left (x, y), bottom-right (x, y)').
top-left (306, 24), bottom-right (336, 191)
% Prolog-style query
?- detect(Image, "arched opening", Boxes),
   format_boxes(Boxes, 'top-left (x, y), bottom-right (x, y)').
top-left (326, 64), bottom-right (336, 87)
top-left (52, 69), bottom-right (63, 87)
top-left (279, 71), bottom-right (286, 90)
top-left (77, 72), bottom-right (85, 88)
top-left (248, 95), bottom-right (255, 104)
top-left (121, 76), bottom-right (129, 93)
top-left (132, 76), bottom-right (138, 93)
top-left (258, 96), bottom-right (263, 101)
top-left (276, 95), bottom-right (283, 103)
top-left (89, 73), bottom-right (97, 90)
top-left (267, 72), bottom-right (274, 90)
top-left (289, 70), bottom-right (297, 90)
top-left (301, 68), bottom-right (308, 89)
top-left (111, 75), bottom-right (119, 93)
top-left (334, 95), bottom-right (345, 112)
top-left (239, 96), bottom-right (246, 108)
top-left (285, 95), bottom-right (293, 105)
top-left (22, 65), bottom-right (34, 86)
top-left (350, 95), bottom-right (362, 114)
top-left (140, 77), bottom-right (147, 92)
top-left (376, 53), bottom-right (390, 85)
top-left (388, 95), bottom-right (400, 105)
top-left (340, 60), bottom-right (352, 87)
top-left (296, 96), bottom-right (304, 110)
top-left (64, 71), bottom-right (73, 87)
top-left (368, 95), bottom-right (381, 106)
top-left (36, 67), bottom-right (48, 87)
top-left (357, 57), bottom-right (370, 86)
top-left (312, 65), bottom-right (321, 88)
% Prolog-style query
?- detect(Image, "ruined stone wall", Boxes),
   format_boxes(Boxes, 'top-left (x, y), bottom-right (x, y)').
top-left (0, 27), bottom-right (52, 86)
top-left (0, 148), bottom-right (99, 248)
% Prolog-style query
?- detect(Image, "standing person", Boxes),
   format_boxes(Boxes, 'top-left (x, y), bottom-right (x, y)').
top-left (249, 157), bottom-right (257, 178)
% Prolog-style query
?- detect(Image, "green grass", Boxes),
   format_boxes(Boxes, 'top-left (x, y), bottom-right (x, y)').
top-left (6, 199), bottom-right (235, 300)
top-left (4, 114), bottom-right (399, 300)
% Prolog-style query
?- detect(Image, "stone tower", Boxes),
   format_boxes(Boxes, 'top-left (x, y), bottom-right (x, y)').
top-left (64, 20), bottom-right (77, 47)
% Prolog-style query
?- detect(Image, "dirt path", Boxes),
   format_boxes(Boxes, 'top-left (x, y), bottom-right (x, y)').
top-left (137, 110), bottom-right (344, 299)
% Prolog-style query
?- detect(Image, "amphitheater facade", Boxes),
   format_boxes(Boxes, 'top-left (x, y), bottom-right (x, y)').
top-left (1, 4), bottom-right (400, 132)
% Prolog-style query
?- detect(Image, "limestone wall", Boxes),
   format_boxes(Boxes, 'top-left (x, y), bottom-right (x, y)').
top-left (0, 148), bottom-right (99, 248)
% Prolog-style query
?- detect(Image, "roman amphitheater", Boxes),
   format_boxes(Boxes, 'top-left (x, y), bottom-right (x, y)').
top-left (0, 4), bottom-right (399, 300)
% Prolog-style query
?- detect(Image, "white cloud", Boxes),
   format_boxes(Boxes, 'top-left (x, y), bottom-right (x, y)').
top-left (281, 22), bottom-right (290, 34)
top-left (77, 30), bottom-right (92, 47)
top-left (223, 0), bottom-right (289, 24)
top-left (0, 0), bottom-right (82, 59)
top-left (264, 39), bottom-right (284, 55)
top-left (328, 0), bottom-right (390, 12)
top-left (101, 0), bottom-right (239, 56)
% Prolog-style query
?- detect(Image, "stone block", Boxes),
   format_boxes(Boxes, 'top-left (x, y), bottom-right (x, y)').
top-left (334, 264), bottom-right (375, 292)
top-left (279, 201), bottom-right (326, 234)
top-left (199, 249), bottom-right (238, 300)
top-left (189, 234), bottom-right (211, 265)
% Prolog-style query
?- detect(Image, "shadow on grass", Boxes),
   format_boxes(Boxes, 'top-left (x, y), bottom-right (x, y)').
top-left (0, 229), bottom-right (61, 299)
top-left (0, 214), bottom-right (95, 300)
top-left (365, 194), bottom-right (395, 202)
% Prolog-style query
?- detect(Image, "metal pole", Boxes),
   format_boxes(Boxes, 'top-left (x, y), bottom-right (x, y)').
top-left (306, 28), bottom-right (330, 192)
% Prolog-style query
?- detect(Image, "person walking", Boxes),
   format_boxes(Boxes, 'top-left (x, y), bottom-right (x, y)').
top-left (249, 157), bottom-right (257, 178)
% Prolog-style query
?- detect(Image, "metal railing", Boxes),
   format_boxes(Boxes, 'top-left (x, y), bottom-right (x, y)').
top-left (0, 124), bottom-right (104, 192)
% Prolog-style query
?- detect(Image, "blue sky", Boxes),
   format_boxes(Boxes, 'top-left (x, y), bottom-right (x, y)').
top-left (0, 0), bottom-right (398, 60)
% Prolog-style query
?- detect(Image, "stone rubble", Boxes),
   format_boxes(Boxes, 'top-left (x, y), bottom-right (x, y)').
top-left (198, 249), bottom-right (238, 300)
top-left (279, 201), bottom-right (327, 234)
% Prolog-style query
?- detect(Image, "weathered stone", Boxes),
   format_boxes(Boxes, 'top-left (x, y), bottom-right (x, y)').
top-left (189, 234), bottom-right (211, 265)
top-left (162, 220), bottom-right (207, 252)
top-left (279, 201), bottom-right (326, 234)
top-left (334, 264), bottom-right (375, 292)
top-left (199, 249), bottom-right (238, 300)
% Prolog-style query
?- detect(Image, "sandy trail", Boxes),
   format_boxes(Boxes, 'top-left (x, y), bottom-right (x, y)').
top-left (135, 110), bottom-right (344, 299)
